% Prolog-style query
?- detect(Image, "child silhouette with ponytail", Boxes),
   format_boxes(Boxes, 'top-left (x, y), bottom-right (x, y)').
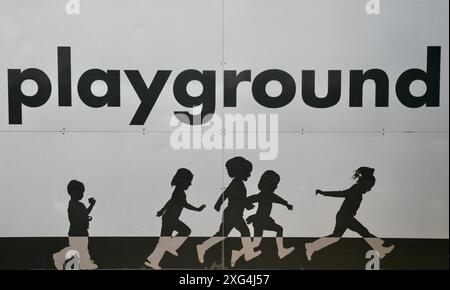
top-left (145, 168), bottom-right (206, 269)
top-left (305, 167), bottom-right (394, 261)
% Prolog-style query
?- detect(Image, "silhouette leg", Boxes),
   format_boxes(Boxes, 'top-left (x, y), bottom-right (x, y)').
top-left (242, 237), bottom-right (261, 261)
top-left (53, 242), bottom-right (72, 270)
top-left (167, 220), bottom-right (191, 256)
top-left (231, 237), bottom-right (262, 268)
top-left (231, 237), bottom-right (262, 267)
top-left (230, 247), bottom-right (244, 268)
top-left (196, 222), bottom-right (230, 264)
top-left (268, 223), bottom-right (295, 259)
top-left (169, 237), bottom-right (188, 256)
top-left (363, 238), bottom-right (395, 259)
top-left (70, 237), bottom-right (97, 270)
top-left (348, 217), bottom-right (395, 259)
top-left (305, 220), bottom-right (345, 261)
top-left (252, 237), bottom-right (262, 248)
top-left (231, 225), bottom-right (262, 268)
top-left (235, 218), bottom-right (261, 263)
top-left (276, 237), bottom-right (295, 259)
top-left (304, 237), bottom-right (340, 261)
top-left (145, 237), bottom-right (172, 269)
top-left (197, 236), bottom-right (225, 264)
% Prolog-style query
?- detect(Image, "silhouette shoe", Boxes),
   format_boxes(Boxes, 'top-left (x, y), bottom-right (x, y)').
top-left (305, 243), bottom-right (314, 261)
top-left (364, 238), bottom-right (395, 259)
top-left (196, 244), bottom-right (206, 264)
top-left (53, 252), bottom-right (64, 270)
top-left (244, 250), bottom-right (261, 261)
top-left (278, 247), bottom-right (295, 259)
top-left (144, 259), bottom-right (161, 270)
top-left (379, 245), bottom-right (395, 259)
top-left (166, 236), bottom-right (188, 256)
top-left (81, 260), bottom-right (98, 270)
top-left (276, 237), bottom-right (295, 259)
top-left (241, 237), bottom-right (261, 262)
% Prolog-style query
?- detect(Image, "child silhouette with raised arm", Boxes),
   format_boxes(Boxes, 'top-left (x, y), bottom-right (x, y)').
top-left (53, 180), bottom-right (97, 270)
top-left (145, 168), bottom-right (206, 269)
top-left (305, 167), bottom-right (395, 261)
top-left (230, 170), bottom-right (295, 267)
top-left (196, 157), bottom-right (261, 265)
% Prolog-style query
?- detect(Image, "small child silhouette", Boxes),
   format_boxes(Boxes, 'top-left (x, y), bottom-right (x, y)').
top-left (305, 167), bottom-right (395, 261)
top-left (145, 168), bottom-right (206, 269)
top-left (196, 157), bottom-right (261, 265)
top-left (231, 170), bottom-right (295, 267)
top-left (53, 180), bottom-right (97, 270)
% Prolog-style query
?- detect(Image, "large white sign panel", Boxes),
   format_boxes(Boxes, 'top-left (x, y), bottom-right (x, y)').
top-left (0, 0), bottom-right (448, 243)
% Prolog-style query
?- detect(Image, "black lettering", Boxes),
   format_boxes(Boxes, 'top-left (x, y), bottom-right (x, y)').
top-left (77, 69), bottom-right (120, 108)
top-left (350, 69), bottom-right (389, 107)
top-left (302, 70), bottom-right (341, 108)
top-left (224, 70), bottom-right (251, 107)
top-left (8, 68), bottom-right (52, 124)
top-left (252, 69), bottom-right (295, 108)
top-left (58, 46), bottom-right (72, 106)
top-left (125, 70), bottom-right (171, 125)
top-left (396, 46), bottom-right (441, 107)
top-left (173, 69), bottom-right (216, 124)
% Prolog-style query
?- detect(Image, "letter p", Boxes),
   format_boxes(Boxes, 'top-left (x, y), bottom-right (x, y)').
top-left (8, 69), bottom-right (52, 124)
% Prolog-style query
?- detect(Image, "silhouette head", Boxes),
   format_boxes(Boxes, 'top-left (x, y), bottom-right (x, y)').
top-left (353, 167), bottom-right (375, 179)
top-left (225, 157), bottom-right (253, 181)
top-left (258, 170), bottom-right (280, 192)
top-left (171, 168), bottom-right (193, 190)
top-left (67, 180), bottom-right (85, 201)
top-left (353, 167), bottom-right (376, 194)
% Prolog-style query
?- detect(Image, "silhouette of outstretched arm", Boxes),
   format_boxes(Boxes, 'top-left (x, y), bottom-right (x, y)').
top-left (244, 194), bottom-right (259, 210)
top-left (247, 194), bottom-right (260, 204)
top-left (184, 201), bottom-right (206, 212)
top-left (272, 194), bottom-right (293, 210)
top-left (316, 189), bottom-right (348, 198)
top-left (214, 187), bottom-right (230, 211)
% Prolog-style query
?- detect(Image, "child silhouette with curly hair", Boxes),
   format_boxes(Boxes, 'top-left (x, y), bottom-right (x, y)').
top-left (305, 167), bottom-right (394, 261)
top-left (196, 157), bottom-right (261, 265)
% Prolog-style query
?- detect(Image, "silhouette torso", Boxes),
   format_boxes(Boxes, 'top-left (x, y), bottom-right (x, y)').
top-left (338, 178), bottom-right (375, 217)
top-left (162, 188), bottom-right (186, 220)
top-left (68, 200), bottom-right (89, 236)
top-left (252, 192), bottom-right (281, 217)
top-left (224, 179), bottom-right (247, 217)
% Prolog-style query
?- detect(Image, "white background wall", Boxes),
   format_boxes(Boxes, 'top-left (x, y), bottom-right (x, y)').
top-left (0, 0), bottom-right (448, 238)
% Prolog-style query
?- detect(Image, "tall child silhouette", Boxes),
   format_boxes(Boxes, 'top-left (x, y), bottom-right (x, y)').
top-left (305, 167), bottom-right (395, 260)
top-left (196, 157), bottom-right (261, 264)
top-left (52, 180), bottom-right (97, 270)
top-left (145, 168), bottom-right (206, 269)
top-left (230, 170), bottom-right (295, 267)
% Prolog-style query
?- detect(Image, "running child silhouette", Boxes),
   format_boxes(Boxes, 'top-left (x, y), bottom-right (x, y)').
top-left (230, 170), bottom-right (295, 267)
top-left (145, 168), bottom-right (206, 269)
top-left (305, 167), bottom-right (395, 261)
top-left (53, 180), bottom-right (97, 270)
top-left (196, 157), bottom-right (261, 265)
